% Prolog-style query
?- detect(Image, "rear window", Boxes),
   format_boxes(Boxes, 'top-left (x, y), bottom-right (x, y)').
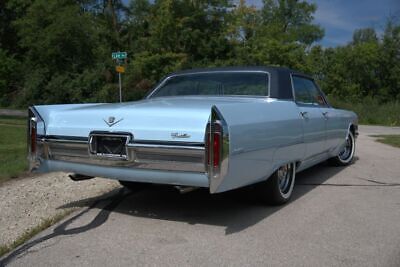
top-left (150, 72), bottom-right (269, 97)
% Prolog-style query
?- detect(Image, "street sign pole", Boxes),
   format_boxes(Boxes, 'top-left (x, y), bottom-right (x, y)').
top-left (112, 51), bottom-right (127, 103)
top-left (118, 72), bottom-right (122, 103)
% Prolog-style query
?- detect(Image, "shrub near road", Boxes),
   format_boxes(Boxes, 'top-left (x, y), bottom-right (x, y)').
top-left (329, 97), bottom-right (400, 126)
top-left (0, 116), bottom-right (27, 183)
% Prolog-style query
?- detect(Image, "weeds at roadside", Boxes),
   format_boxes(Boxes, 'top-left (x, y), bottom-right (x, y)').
top-left (0, 209), bottom-right (76, 258)
top-left (372, 135), bottom-right (400, 148)
top-left (0, 115), bottom-right (27, 183)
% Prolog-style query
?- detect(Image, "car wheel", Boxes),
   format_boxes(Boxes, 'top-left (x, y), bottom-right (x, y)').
top-left (119, 180), bottom-right (148, 191)
top-left (329, 131), bottom-right (355, 166)
top-left (257, 162), bottom-right (296, 205)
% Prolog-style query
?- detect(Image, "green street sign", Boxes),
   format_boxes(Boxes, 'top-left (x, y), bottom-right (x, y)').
top-left (112, 51), bottom-right (127, 60)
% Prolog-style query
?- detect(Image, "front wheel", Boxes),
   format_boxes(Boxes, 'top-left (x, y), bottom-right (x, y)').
top-left (329, 131), bottom-right (355, 166)
top-left (257, 162), bottom-right (296, 205)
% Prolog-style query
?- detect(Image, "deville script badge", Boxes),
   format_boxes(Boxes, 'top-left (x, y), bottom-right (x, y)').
top-left (103, 116), bottom-right (123, 127)
top-left (171, 132), bottom-right (191, 139)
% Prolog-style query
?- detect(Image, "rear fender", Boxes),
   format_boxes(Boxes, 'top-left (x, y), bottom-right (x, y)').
top-left (209, 100), bottom-right (304, 193)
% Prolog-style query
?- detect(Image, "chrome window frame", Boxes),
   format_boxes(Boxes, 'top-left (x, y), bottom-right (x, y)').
top-left (146, 70), bottom-right (271, 99)
top-left (290, 74), bottom-right (330, 108)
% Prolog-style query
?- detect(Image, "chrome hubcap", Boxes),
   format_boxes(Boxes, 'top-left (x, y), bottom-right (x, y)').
top-left (278, 164), bottom-right (293, 194)
top-left (339, 134), bottom-right (353, 161)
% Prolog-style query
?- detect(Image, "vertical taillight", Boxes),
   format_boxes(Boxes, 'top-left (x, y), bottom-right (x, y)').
top-left (28, 108), bottom-right (40, 157)
top-left (205, 123), bottom-right (211, 166)
top-left (30, 118), bottom-right (37, 154)
top-left (206, 108), bottom-right (230, 192)
top-left (212, 123), bottom-right (221, 168)
top-left (205, 121), bottom-right (222, 172)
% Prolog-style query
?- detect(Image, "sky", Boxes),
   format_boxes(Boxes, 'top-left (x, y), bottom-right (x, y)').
top-left (246, 0), bottom-right (400, 47)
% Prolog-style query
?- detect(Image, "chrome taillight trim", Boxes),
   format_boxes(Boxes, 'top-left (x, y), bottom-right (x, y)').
top-left (206, 107), bottom-right (229, 184)
top-left (28, 107), bottom-right (44, 171)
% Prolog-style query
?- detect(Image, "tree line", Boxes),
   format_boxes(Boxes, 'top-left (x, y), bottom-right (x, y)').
top-left (0, 0), bottom-right (399, 107)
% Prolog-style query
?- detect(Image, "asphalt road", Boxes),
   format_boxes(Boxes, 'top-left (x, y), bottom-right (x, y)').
top-left (2, 125), bottom-right (400, 267)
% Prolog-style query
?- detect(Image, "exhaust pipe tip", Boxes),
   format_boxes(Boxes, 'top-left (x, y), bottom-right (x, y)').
top-left (174, 186), bottom-right (198, 194)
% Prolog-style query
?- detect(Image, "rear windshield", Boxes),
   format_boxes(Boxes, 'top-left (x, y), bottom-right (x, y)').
top-left (150, 72), bottom-right (269, 98)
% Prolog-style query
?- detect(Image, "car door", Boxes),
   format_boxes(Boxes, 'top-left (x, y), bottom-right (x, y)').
top-left (318, 102), bottom-right (344, 152)
top-left (292, 75), bottom-right (327, 160)
top-left (302, 79), bottom-right (344, 153)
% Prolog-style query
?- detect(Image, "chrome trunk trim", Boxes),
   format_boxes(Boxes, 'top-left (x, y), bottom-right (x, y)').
top-left (37, 137), bottom-right (205, 173)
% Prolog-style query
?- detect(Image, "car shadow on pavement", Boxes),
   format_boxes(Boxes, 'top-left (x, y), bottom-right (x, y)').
top-left (106, 162), bottom-right (350, 235)
top-left (0, 161), bottom-right (353, 266)
top-left (65, 160), bottom-right (356, 236)
top-left (64, 161), bottom-right (355, 237)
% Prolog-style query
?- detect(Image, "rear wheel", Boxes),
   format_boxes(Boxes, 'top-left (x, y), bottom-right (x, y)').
top-left (257, 162), bottom-right (296, 205)
top-left (329, 131), bottom-right (355, 166)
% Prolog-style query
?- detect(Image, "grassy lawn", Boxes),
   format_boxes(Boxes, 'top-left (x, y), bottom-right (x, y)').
top-left (0, 115), bottom-right (28, 183)
top-left (374, 135), bottom-right (400, 148)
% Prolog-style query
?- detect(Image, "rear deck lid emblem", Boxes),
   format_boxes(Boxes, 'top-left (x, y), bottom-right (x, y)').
top-left (104, 116), bottom-right (123, 127)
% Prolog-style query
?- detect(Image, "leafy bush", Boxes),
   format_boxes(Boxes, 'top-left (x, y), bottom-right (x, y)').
top-left (329, 96), bottom-right (400, 126)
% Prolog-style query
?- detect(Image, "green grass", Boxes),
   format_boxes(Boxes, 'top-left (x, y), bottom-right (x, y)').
top-left (0, 115), bottom-right (28, 183)
top-left (374, 135), bottom-right (400, 148)
top-left (328, 97), bottom-right (400, 126)
top-left (0, 210), bottom-right (75, 257)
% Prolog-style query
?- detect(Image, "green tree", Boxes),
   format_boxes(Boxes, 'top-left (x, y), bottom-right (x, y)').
top-left (260, 0), bottom-right (324, 45)
top-left (352, 27), bottom-right (378, 44)
top-left (377, 19), bottom-right (400, 100)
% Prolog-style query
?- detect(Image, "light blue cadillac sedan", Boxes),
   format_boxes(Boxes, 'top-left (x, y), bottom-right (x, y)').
top-left (28, 66), bottom-right (358, 204)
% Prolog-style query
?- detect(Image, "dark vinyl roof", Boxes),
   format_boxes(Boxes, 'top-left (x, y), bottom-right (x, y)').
top-left (168, 66), bottom-right (313, 100)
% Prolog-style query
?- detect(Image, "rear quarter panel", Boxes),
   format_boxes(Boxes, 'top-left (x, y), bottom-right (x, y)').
top-left (212, 99), bottom-right (305, 193)
top-left (330, 108), bottom-right (358, 156)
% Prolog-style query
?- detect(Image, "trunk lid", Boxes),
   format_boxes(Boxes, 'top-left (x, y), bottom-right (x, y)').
top-left (34, 96), bottom-right (258, 143)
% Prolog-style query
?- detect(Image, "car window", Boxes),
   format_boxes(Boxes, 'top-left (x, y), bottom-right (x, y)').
top-left (151, 72), bottom-right (269, 97)
top-left (292, 76), bottom-right (326, 106)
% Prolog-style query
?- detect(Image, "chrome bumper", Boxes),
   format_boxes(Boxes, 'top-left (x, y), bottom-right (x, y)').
top-left (33, 136), bottom-right (206, 173)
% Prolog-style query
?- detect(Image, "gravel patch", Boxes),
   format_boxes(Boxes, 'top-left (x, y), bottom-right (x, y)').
top-left (0, 172), bottom-right (119, 246)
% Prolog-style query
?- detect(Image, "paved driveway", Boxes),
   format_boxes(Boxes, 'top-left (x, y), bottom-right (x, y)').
top-left (1, 125), bottom-right (400, 266)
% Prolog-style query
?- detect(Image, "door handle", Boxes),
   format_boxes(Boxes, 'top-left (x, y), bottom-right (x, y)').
top-left (300, 111), bottom-right (308, 118)
top-left (322, 111), bottom-right (329, 119)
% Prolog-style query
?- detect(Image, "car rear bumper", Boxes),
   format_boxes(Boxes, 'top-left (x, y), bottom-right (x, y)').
top-left (38, 136), bottom-right (205, 173)
top-left (36, 159), bottom-right (209, 187)
top-left (29, 136), bottom-right (209, 188)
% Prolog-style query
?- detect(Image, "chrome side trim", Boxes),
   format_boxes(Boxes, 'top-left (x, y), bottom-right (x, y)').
top-left (127, 143), bottom-right (204, 150)
top-left (39, 135), bottom-right (204, 147)
top-left (43, 138), bottom-right (87, 144)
